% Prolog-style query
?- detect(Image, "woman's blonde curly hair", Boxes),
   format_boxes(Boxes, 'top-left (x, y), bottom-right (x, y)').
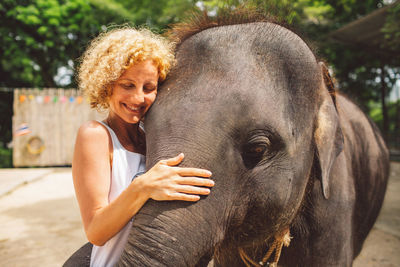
top-left (78, 27), bottom-right (175, 110)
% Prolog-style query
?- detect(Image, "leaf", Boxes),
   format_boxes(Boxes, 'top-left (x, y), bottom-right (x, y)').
top-left (45, 40), bottom-right (54, 47)
top-left (48, 18), bottom-right (60, 26)
top-left (38, 26), bottom-right (48, 35)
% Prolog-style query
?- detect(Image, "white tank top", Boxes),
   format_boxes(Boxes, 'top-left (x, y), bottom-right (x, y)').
top-left (90, 121), bottom-right (146, 267)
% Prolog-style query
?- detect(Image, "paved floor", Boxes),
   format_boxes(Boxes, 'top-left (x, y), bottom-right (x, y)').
top-left (0, 168), bottom-right (86, 267)
top-left (0, 164), bottom-right (399, 266)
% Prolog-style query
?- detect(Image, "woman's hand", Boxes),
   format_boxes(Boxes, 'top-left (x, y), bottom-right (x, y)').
top-left (136, 153), bottom-right (214, 202)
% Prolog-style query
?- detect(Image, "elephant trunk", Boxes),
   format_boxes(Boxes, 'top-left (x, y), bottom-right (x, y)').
top-left (117, 109), bottom-right (231, 266)
top-left (117, 197), bottom-right (223, 266)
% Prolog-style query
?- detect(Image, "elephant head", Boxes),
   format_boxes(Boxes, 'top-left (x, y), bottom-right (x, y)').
top-left (118, 12), bottom-right (345, 266)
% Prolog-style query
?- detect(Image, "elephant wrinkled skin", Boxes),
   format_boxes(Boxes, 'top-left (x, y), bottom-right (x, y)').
top-left (118, 12), bottom-right (389, 267)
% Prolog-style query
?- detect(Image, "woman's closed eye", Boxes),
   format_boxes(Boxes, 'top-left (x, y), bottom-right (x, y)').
top-left (144, 84), bottom-right (157, 92)
top-left (121, 83), bottom-right (135, 89)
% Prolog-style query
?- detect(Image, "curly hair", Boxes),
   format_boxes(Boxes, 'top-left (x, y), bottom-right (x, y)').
top-left (78, 27), bottom-right (175, 110)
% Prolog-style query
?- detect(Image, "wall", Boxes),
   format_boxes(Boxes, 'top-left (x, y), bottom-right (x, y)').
top-left (12, 88), bottom-right (106, 167)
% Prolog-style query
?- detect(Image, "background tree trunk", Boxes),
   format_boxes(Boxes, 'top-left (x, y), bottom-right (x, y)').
top-left (380, 64), bottom-right (389, 141)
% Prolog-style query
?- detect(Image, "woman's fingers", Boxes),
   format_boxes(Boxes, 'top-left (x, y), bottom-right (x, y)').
top-left (174, 185), bottom-right (211, 195)
top-left (148, 154), bottom-right (215, 202)
top-left (167, 193), bottom-right (201, 202)
top-left (158, 155), bottom-right (212, 179)
top-left (172, 167), bottom-right (212, 177)
top-left (161, 153), bottom-right (184, 166)
top-left (174, 177), bottom-right (215, 187)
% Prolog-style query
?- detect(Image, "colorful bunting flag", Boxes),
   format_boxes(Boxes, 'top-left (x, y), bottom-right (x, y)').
top-left (36, 95), bottom-right (44, 104)
top-left (17, 93), bottom-right (87, 104)
top-left (19, 95), bottom-right (26, 103)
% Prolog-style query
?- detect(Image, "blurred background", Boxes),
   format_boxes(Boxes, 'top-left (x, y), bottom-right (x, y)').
top-left (0, 0), bottom-right (399, 266)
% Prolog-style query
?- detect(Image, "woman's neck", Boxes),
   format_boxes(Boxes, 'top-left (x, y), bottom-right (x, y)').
top-left (104, 113), bottom-right (145, 154)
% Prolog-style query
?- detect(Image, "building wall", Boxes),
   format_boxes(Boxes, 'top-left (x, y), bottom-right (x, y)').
top-left (12, 88), bottom-right (106, 167)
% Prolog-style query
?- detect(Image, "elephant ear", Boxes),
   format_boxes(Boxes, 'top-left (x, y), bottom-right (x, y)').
top-left (314, 62), bottom-right (344, 199)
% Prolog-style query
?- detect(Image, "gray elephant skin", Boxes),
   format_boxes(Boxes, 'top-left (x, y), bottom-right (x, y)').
top-left (117, 13), bottom-right (390, 267)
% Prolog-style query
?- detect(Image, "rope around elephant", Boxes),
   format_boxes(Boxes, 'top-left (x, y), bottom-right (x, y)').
top-left (238, 228), bottom-right (292, 267)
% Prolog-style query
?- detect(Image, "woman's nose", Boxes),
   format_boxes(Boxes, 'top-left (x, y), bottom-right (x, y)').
top-left (133, 88), bottom-right (145, 103)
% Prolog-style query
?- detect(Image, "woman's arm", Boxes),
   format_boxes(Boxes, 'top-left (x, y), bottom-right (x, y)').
top-left (72, 121), bottom-right (214, 246)
top-left (73, 121), bottom-right (129, 246)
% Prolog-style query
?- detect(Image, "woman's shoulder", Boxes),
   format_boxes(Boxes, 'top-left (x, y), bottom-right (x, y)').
top-left (76, 120), bottom-right (110, 145)
top-left (73, 120), bottom-right (112, 171)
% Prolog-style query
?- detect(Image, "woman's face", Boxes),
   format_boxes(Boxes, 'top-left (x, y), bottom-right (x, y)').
top-left (109, 60), bottom-right (159, 124)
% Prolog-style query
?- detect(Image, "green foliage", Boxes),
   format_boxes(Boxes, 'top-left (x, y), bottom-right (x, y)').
top-left (0, 0), bottom-right (136, 88)
top-left (308, 1), bottom-right (399, 119)
top-left (369, 99), bottom-right (400, 144)
top-left (201, 0), bottom-right (307, 25)
top-left (321, 0), bottom-right (383, 24)
top-left (382, 2), bottom-right (400, 51)
top-left (0, 0), bottom-right (198, 88)
top-left (110, 0), bottom-right (197, 31)
top-left (0, 147), bottom-right (12, 168)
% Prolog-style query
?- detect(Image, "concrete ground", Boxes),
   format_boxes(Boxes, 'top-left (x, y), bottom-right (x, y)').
top-left (0, 163), bottom-right (399, 267)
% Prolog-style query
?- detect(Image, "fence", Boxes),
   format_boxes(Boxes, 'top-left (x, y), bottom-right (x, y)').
top-left (12, 88), bottom-right (106, 167)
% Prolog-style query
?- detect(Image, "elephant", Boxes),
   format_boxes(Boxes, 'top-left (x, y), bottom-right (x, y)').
top-left (117, 10), bottom-right (390, 267)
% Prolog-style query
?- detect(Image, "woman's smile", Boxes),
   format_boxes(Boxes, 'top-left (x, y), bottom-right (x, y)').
top-left (122, 103), bottom-right (144, 114)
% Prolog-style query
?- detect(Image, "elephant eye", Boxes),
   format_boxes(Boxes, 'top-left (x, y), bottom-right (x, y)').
top-left (241, 141), bottom-right (269, 169)
top-left (250, 146), bottom-right (266, 154)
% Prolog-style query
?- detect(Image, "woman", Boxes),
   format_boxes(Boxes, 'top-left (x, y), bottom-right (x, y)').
top-left (67, 28), bottom-right (214, 267)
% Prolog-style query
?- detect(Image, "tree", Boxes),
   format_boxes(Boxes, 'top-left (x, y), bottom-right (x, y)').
top-left (112, 0), bottom-right (197, 30)
top-left (382, 1), bottom-right (400, 51)
top-left (0, 0), bottom-right (199, 88)
top-left (0, 0), bottom-right (137, 88)
top-left (311, 0), bottom-right (399, 141)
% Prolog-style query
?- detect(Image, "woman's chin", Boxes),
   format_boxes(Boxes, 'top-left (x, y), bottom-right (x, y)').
top-left (125, 115), bottom-right (141, 124)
